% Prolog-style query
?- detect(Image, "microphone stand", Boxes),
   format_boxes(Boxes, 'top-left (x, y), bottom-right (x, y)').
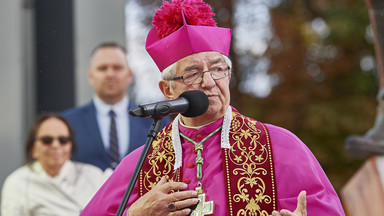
top-left (115, 117), bottom-right (162, 216)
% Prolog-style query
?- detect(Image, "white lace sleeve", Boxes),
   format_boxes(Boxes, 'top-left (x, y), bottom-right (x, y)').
top-left (172, 114), bottom-right (182, 169)
top-left (221, 106), bottom-right (232, 149)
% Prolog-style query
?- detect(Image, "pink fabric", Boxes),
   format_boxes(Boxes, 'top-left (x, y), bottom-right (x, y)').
top-left (145, 24), bottom-right (232, 71)
top-left (80, 121), bottom-right (345, 215)
top-left (266, 124), bottom-right (345, 215)
top-left (178, 119), bottom-right (227, 215)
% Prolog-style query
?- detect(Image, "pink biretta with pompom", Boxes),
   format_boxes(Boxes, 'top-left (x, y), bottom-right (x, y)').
top-left (145, 0), bottom-right (232, 72)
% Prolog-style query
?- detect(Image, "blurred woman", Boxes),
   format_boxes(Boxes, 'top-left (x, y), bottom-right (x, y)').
top-left (1, 113), bottom-right (111, 215)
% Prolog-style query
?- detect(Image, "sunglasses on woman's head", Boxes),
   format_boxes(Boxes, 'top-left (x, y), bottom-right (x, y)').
top-left (36, 136), bottom-right (72, 145)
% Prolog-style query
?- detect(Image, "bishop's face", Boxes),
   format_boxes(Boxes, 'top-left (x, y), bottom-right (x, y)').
top-left (160, 51), bottom-right (231, 126)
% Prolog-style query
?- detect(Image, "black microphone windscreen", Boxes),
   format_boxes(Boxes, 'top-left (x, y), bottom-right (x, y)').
top-left (179, 90), bottom-right (209, 117)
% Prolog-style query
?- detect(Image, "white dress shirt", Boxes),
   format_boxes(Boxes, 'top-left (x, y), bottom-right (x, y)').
top-left (93, 95), bottom-right (129, 159)
top-left (1, 161), bottom-right (111, 216)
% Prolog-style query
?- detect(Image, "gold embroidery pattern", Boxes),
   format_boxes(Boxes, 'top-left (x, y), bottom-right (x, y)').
top-left (224, 149), bottom-right (234, 216)
top-left (142, 125), bottom-right (180, 192)
top-left (229, 112), bottom-right (274, 216)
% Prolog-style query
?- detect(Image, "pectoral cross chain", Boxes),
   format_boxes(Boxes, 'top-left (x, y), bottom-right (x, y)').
top-left (180, 127), bottom-right (221, 216)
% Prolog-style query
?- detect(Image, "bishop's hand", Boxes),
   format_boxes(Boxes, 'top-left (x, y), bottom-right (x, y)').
top-left (271, 190), bottom-right (307, 216)
top-left (127, 176), bottom-right (199, 216)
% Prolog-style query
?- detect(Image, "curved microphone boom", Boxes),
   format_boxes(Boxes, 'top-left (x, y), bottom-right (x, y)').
top-left (129, 90), bottom-right (209, 118)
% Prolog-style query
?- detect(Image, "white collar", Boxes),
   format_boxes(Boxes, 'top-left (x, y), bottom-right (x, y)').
top-left (93, 95), bottom-right (129, 116)
top-left (172, 106), bottom-right (232, 169)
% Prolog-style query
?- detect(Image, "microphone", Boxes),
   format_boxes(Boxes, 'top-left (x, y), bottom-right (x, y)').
top-left (129, 90), bottom-right (209, 118)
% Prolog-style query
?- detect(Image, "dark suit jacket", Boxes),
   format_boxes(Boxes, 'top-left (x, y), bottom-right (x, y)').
top-left (61, 100), bottom-right (171, 170)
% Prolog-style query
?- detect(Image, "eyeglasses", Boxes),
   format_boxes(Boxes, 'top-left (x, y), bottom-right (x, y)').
top-left (165, 65), bottom-right (231, 85)
top-left (36, 136), bottom-right (72, 145)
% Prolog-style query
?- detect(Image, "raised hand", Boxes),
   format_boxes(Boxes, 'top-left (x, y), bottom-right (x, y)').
top-left (271, 190), bottom-right (307, 216)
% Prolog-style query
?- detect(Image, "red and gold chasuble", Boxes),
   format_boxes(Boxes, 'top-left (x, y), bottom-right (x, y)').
top-left (139, 109), bottom-right (277, 215)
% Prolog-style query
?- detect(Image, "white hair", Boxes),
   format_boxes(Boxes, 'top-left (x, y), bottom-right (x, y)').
top-left (161, 54), bottom-right (232, 88)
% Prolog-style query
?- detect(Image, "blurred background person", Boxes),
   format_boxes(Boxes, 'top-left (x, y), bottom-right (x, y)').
top-left (62, 42), bottom-right (170, 170)
top-left (1, 113), bottom-right (110, 215)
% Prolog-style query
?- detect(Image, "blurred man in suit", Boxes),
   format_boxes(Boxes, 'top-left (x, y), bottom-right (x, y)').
top-left (62, 42), bottom-right (170, 170)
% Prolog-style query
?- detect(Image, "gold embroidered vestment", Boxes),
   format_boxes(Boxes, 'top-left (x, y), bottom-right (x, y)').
top-left (139, 110), bottom-right (277, 215)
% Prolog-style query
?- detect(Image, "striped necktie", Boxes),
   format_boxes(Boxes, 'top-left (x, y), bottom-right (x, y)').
top-left (108, 110), bottom-right (120, 168)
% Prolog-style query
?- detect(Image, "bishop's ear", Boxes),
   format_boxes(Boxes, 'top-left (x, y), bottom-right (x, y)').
top-left (159, 80), bottom-right (176, 100)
